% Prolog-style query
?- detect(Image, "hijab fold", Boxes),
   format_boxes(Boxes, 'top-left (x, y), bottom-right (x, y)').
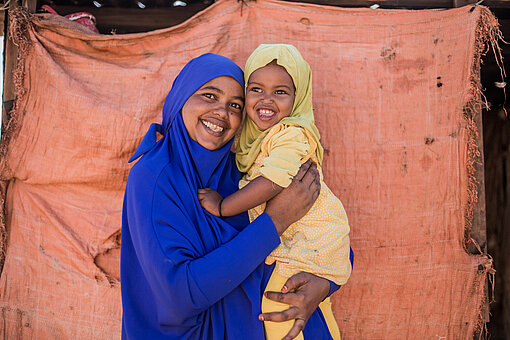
top-left (130, 53), bottom-right (245, 165)
top-left (236, 44), bottom-right (324, 173)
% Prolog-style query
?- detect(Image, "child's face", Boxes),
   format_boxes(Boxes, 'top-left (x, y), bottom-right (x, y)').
top-left (245, 61), bottom-right (295, 131)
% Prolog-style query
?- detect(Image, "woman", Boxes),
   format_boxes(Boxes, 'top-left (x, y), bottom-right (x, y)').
top-left (121, 53), bottom-right (337, 339)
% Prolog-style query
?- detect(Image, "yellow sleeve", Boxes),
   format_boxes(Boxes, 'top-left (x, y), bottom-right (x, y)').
top-left (260, 125), bottom-right (312, 188)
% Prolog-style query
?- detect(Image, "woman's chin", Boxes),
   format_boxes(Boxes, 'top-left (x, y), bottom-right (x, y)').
top-left (196, 136), bottom-right (229, 151)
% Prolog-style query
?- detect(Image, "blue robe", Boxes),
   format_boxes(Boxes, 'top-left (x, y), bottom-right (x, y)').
top-left (121, 53), bottom-right (338, 339)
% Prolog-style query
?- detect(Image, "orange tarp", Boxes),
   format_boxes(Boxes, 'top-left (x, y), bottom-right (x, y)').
top-left (0, 0), bottom-right (496, 338)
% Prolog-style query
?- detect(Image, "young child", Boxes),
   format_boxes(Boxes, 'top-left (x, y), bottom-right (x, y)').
top-left (198, 44), bottom-right (351, 340)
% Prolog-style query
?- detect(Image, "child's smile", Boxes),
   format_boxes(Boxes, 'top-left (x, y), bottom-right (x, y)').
top-left (245, 61), bottom-right (295, 131)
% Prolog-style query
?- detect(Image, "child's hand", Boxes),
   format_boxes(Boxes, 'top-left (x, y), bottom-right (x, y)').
top-left (197, 188), bottom-right (223, 217)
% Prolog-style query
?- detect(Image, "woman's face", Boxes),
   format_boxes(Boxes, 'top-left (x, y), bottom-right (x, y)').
top-left (182, 76), bottom-right (244, 151)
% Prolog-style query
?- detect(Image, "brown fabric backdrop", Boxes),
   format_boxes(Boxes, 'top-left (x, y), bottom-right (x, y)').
top-left (0, 0), bottom-right (496, 338)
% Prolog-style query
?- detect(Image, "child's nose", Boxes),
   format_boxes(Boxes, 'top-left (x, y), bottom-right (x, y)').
top-left (261, 93), bottom-right (274, 103)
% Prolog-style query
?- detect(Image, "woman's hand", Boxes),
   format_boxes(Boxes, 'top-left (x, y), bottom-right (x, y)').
top-left (264, 160), bottom-right (320, 235)
top-left (260, 272), bottom-right (331, 340)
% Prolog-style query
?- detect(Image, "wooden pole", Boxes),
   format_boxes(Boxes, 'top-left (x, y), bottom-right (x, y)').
top-left (453, 0), bottom-right (473, 7)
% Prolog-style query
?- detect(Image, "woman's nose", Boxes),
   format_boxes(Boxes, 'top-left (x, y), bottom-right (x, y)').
top-left (213, 105), bottom-right (228, 117)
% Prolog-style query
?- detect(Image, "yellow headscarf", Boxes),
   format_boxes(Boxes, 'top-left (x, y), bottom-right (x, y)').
top-left (236, 44), bottom-right (324, 172)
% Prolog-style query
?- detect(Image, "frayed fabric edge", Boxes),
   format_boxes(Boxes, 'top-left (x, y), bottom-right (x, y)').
top-left (0, 7), bottom-right (34, 275)
top-left (464, 5), bottom-right (504, 335)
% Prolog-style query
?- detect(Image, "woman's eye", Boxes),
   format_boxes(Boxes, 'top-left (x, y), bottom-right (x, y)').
top-left (203, 93), bottom-right (216, 100)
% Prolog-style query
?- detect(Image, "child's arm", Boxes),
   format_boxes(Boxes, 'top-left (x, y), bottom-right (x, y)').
top-left (198, 125), bottom-right (313, 217)
top-left (198, 176), bottom-right (283, 217)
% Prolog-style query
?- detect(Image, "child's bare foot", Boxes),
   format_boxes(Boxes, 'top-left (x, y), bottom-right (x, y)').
top-left (197, 188), bottom-right (223, 217)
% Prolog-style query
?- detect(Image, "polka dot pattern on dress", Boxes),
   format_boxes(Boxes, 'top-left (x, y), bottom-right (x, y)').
top-left (239, 125), bottom-right (352, 285)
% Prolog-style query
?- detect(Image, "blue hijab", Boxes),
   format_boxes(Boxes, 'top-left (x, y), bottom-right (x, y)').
top-left (121, 53), bottom-right (278, 339)
top-left (121, 53), bottom-right (336, 339)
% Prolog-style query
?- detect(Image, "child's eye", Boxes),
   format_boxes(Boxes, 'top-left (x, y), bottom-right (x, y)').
top-left (250, 87), bottom-right (262, 93)
top-left (275, 90), bottom-right (287, 95)
top-left (230, 102), bottom-right (242, 110)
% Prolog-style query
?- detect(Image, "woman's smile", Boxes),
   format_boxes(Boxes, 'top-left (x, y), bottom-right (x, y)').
top-left (201, 118), bottom-right (226, 134)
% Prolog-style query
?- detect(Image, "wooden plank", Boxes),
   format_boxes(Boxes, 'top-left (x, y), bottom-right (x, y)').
top-left (0, 12), bottom-right (4, 36)
top-left (22, 0), bottom-right (38, 12)
top-left (50, 4), bottom-right (209, 34)
top-left (472, 100), bottom-right (490, 328)
top-left (453, 0), bottom-right (473, 7)
top-left (485, 0), bottom-right (510, 8)
top-left (469, 105), bottom-right (488, 252)
top-left (470, 66), bottom-right (490, 340)
top-left (483, 108), bottom-right (510, 340)
top-left (282, 0), bottom-right (452, 7)
top-left (284, 0), bottom-right (510, 7)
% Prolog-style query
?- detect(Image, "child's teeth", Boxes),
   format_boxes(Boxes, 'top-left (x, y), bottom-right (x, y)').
top-left (260, 109), bottom-right (274, 115)
top-left (203, 121), bottom-right (224, 132)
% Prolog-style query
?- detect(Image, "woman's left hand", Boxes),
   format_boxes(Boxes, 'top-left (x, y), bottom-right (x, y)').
top-left (260, 272), bottom-right (330, 340)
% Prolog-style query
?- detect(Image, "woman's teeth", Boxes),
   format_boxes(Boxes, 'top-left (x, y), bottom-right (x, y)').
top-left (202, 120), bottom-right (224, 133)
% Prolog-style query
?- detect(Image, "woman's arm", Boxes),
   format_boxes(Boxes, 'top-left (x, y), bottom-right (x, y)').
top-left (127, 160), bottom-right (320, 325)
top-left (198, 176), bottom-right (283, 217)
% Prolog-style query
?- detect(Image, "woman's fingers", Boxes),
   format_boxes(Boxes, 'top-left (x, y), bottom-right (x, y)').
top-left (298, 162), bottom-right (320, 202)
top-left (282, 318), bottom-right (307, 340)
top-left (264, 291), bottom-right (303, 307)
top-left (259, 306), bottom-right (299, 322)
top-left (281, 272), bottom-right (309, 293)
top-left (311, 171), bottom-right (321, 199)
top-left (293, 159), bottom-right (312, 182)
top-left (299, 161), bottom-right (318, 187)
top-left (263, 273), bottom-right (330, 339)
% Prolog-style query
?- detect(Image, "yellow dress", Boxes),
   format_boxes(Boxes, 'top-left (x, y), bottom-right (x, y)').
top-left (239, 124), bottom-right (351, 340)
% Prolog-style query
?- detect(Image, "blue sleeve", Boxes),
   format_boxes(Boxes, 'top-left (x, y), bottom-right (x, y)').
top-left (127, 174), bottom-right (280, 325)
top-left (327, 246), bottom-right (354, 297)
top-left (328, 281), bottom-right (340, 297)
top-left (184, 212), bottom-right (280, 304)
